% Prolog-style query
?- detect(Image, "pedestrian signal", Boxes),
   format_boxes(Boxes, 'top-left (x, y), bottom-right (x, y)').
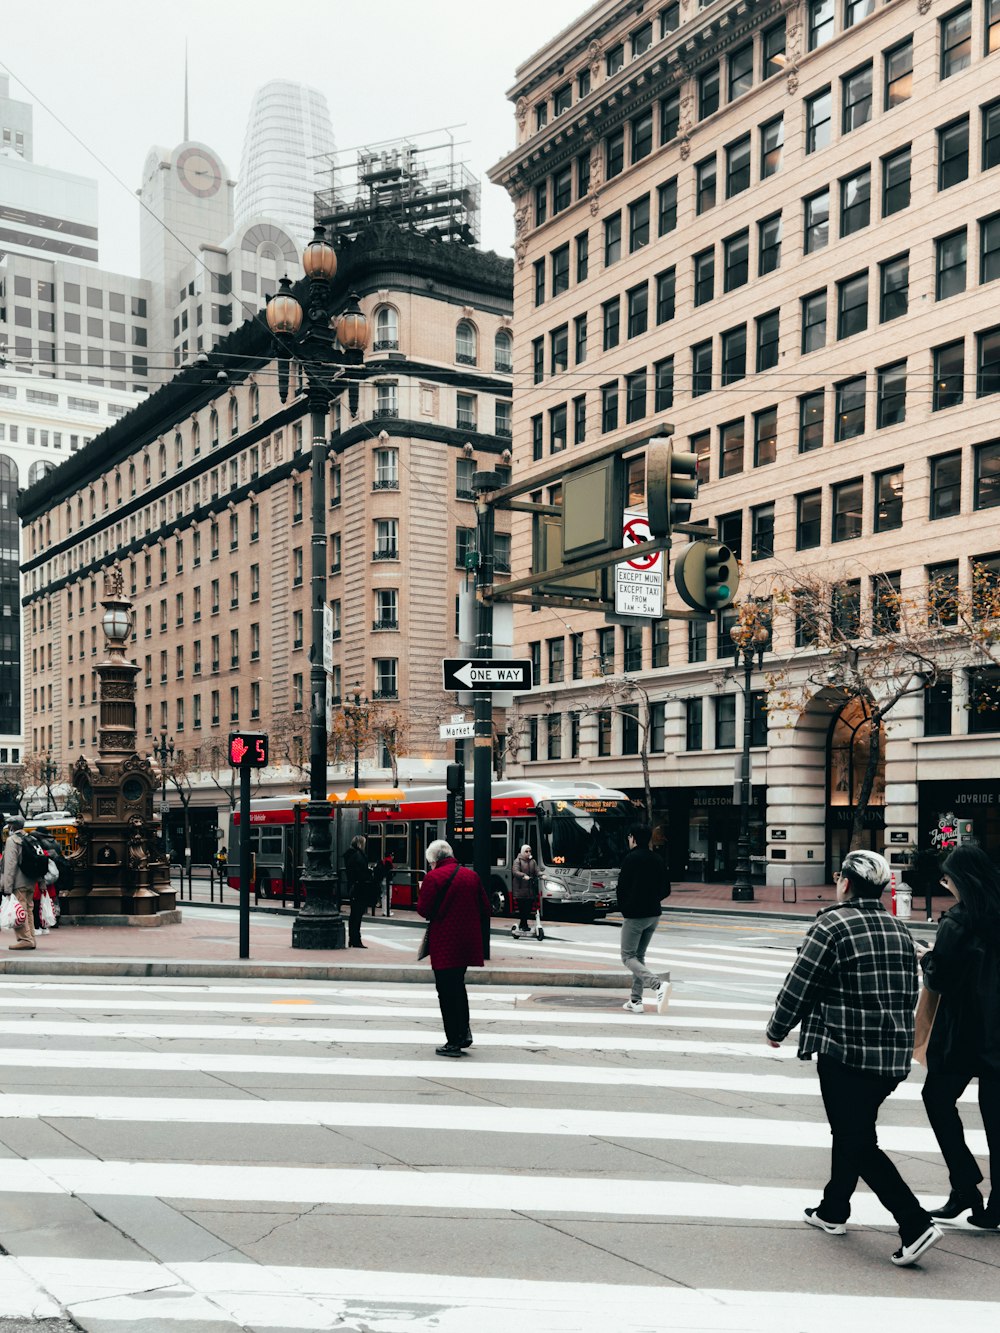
top-left (229, 732), bottom-right (268, 768)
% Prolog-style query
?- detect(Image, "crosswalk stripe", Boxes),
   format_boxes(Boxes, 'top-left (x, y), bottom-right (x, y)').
top-left (0, 1093), bottom-right (981, 1153)
top-left (0, 1157), bottom-right (938, 1223)
top-left (507, 943), bottom-right (790, 979)
top-left (7, 1255), bottom-right (1000, 1333)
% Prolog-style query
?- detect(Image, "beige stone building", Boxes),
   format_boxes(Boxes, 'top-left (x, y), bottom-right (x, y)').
top-left (17, 222), bottom-right (512, 858)
top-left (491, 0), bottom-right (1000, 885)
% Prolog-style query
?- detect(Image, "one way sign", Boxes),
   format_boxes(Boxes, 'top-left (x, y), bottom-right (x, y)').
top-left (443, 658), bottom-right (534, 692)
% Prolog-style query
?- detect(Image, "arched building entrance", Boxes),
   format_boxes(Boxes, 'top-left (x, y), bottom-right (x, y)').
top-left (827, 697), bottom-right (886, 873)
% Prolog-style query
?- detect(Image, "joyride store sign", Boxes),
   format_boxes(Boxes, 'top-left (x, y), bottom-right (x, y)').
top-left (918, 779), bottom-right (1000, 851)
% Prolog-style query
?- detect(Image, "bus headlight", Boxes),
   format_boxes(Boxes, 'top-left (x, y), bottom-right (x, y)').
top-left (543, 880), bottom-right (567, 899)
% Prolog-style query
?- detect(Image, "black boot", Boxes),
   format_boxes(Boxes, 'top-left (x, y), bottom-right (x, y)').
top-left (930, 1187), bottom-right (984, 1221)
top-left (968, 1196), bottom-right (1000, 1230)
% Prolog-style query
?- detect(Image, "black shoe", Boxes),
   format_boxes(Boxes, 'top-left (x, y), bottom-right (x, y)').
top-left (349, 942), bottom-right (367, 948)
top-left (435, 1043), bottom-right (465, 1057)
top-left (929, 1187), bottom-right (983, 1221)
top-left (458, 1030), bottom-right (473, 1049)
top-left (968, 1204), bottom-right (1000, 1231)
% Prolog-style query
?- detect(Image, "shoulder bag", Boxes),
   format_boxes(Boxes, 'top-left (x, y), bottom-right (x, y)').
top-left (417, 864), bottom-right (460, 961)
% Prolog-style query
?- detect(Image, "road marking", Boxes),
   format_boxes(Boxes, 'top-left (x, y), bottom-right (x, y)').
top-left (0, 1094), bottom-right (980, 1154)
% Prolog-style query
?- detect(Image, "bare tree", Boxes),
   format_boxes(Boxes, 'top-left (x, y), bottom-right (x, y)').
top-left (369, 704), bottom-right (410, 786)
top-left (580, 675), bottom-right (657, 822)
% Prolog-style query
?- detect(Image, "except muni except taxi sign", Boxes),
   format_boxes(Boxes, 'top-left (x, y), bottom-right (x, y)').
top-left (442, 659), bottom-right (533, 692)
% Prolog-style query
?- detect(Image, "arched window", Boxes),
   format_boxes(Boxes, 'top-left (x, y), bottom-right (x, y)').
top-left (375, 306), bottom-right (399, 350)
top-left (77, 497), bottom-right (84, 525)
top-left (210, 409), bottom-right (219, 447)
top-left (101, 481), bottom-right (109, 511)
top-left (142, 453), bottom-right (151, 486)
top-left (191, 420), bottom-right (200, 455)
top-left (158, 443), bottom-right (167, 478)
top-left (30, 460), bottom-right (56, 487)
top-left (128, 463), bottom-right (136, 496)
top-left (174, 432), bottom-right (183, 468)
top-left (456, 320), bottom-right (478, 364)
top-left (65, 502), bottom-right (72, 533)
top-left (229, 396), bottom-right (239, 437)
top-left (88, 486), bottom-right (96, 518)
top-left (494, 328), bottom-right (513, 372)
top-left (114, 472), bottom-right (122, 504)
top-left (249, 384), bottom-right (259, 423)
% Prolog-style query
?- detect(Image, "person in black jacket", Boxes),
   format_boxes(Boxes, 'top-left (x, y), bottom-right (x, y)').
top-left (918, 844), bottom-right (1000, 1229)
top-left (617, 823), bottom-right (671, 1014)
top-left (343, 835), bottom-right (373, 948)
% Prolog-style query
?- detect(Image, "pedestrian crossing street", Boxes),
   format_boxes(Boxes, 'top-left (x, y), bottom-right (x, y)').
top-left (0, 936), bottom-right (998, 1332)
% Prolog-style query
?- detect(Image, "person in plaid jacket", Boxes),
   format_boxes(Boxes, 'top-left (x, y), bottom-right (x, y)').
top-left (766, 849), bottom-right (941, 1267)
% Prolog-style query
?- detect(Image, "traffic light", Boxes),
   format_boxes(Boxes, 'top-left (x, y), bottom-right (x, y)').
top-left (674, 541), bottom-right (741, 612)
top-left (646, 439), bottom-right (699, 537)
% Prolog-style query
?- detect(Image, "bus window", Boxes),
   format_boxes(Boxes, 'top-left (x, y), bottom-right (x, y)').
top-left (384, 825), bottom-right (407, 868)
top-left (492, 819), bottom-right (509, 867)
top-left (513, 820), bottom-right (537, 864)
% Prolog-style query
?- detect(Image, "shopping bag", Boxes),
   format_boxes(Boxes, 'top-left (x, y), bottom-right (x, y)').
top-left (913, 985), bottom-right (940, 1067)
top-left (0, 895), bottom-right (16, 931)
top-left (39, 894), bottom-right (56, 929)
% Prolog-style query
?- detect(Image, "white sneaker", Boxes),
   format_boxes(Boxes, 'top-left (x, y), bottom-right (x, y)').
top-left (654, 981), bottom-right (671, 1014)
top-left (622, 999), bottom-right (644, 1013)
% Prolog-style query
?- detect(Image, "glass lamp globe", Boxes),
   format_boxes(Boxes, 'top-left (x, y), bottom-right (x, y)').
top-left (102, 607), bottom-right (132, 643)
top-left (335, 294), bottom-right (370, 351)
top-left (266, 278), bottom-right (303, 335)
top-left (302, 226), bottom-right (337, 280)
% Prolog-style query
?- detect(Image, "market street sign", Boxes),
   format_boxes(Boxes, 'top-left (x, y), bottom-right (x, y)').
top-left (442, 659), bottom-right (533, 692)
top-left (439, 720), bottom-right (476, 739)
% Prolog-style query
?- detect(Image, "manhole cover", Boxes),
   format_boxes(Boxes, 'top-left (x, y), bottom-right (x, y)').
top-left (527, 993), bottom-right (619, 1009)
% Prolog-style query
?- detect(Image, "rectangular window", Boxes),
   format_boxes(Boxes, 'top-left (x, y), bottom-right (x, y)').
top-left (602, 298), bottom-right (620, 350)
top-left (598, 628), bottom-right (615, 675)
top-left (625, 370), bottom-right (647, 424)
top-left (802, 290), bottom-right (827, 353)
top-left (877, 362), bottom-right (907, 428)
top-left (571, 634), bottom-right (584, 680)
top-left (929, 561), bottom-right (960, 625)
top-left (547, 638), bottom-right (565, 684)
top-left (692, 431), bottom-right (710, 484)
top-left (604, 212), bottom-right (622, 266)
top-left (806, 88), bottom-right (832, 153)
top-left (804, 189), bottom-right (829, 253)
top-left (549, 404), bottom-right (568, 452)
top-left (842, 63), bottom-right (873, 132)
top-left (601, 382), bottom-right (619, 433)
top-left (800, 391), bottom-right (825, 452)
top-left (715, 695), bottom-right (737, 750)
top-left (837, 271), bottom-right (869, 339)
top-left (930, 451), bottom-right (962, 519)
top-left (835, 376), bottom-right (866, 441)
top-left (809, 0), bottom-right (835, 50)
top-left (533, 260), bottom-right (545, 306)
top-left (573, 394), bottom-right (586, 444)
top-left (879, 253), bottom-right (909, 322)
top-left (631, 110), bottom-right (653, 163)
top-left (885, 38), bottom-right (913, 108)
top-left (721, 325), bottom-right (746, 385)
top-left (751, 503), bottom-right (775, 560)
top-left (606, 128), bottom-right (625, 179)
top-left (984, 99), bottom-right (1000, 170)
top-left (654, 357), bottom-right (674, 411)
top-left (574, 313), bottom-right (588, 363)
top-left (754, 406), bottom-right (778, 467)
top-left (729, 42), bottom-right (753, 100)
top-left (758, 213), bottom-right (782, 274)
top-left (547, 714), bottom-right (563, 761)
top-left (882, 146), bottom-right (911, 216)
top-left (846, 0), bottom-right (875, 26)
top-left (936, 228), bottom-right (968, 299)
top-left (726, 135), bottom-right (751, 197)
top-left (627, 284), bottom-right (648, 339)
top-left (533, 337), bottom-right (545, 385)
top-left (655, 268), bottom-right (676, 323)
top-left (576, 230), bottom-right (589, 280)
top-left (723, 230), bottom-right (749, 291)
top-left (925, 676), bottom-right (953, 736)
top-left (874, 468), bottom-right (904, 531)
top-left (692, 340), bottom-right (713, 397)
top-left (975, 440), bottom-right (1000, 509)
top-left (756, 310), bottom-right (780, 372)
top-left (763, 20), bottom-right (787, 78)
top-left (657, 178), bottom-right (677, 235)
top-left (933, 340), bottom-right (965, 410)
top-left (978, 326), bottom-right (1000, 396)
top-left (797, 490), bottom-right (822, 549)
top-left (760, 115), bottom-right (784, 177)
top-left (553, 167), bottom-right (572, 215)
top-left (629, 195), bottom-right (650, 251)
top-left (699, 65), bottom-right (720, 119)
top-left (831, 580), bottom-right (862, 637)
top-left (632, 20), bottom-right (653, 56)
top-left (660, 91), bottom-right (680, 144)
top-left (875, 572), bottom-right (902, 634)
top-left (551, 244), bottom-right (569, 294)
top-left (532, 415), bottom-right (543, 459)
top-left (988, 0), bottom-right (1000, 54)
top-left (685, 698), bottom-right (704, 750)
top-left (939, 117), bottom-right (971, 189)
top-left (550, 324), bottom-right (569, 375)
top-left (597, 710), bottom-right (612, 757)
top-left (982, 213), bottom-right (1000, 284)
top-left (719, 419), bottom-right (745, 478)
top-left (553, 83), bottom-right (572, 116)
top-left (651, 622), bottom-right (669, 671)
top-left (840, 167), bottom-right (871, 236)
top-left (623, 625), bottom-right (643, 673)
top-left (607, 43), bottom-right (625, 76)
top-left (534, 180), bottom-right (547, 227)
top-left (696, 157), bottom-right (717, 214)
top-left (941, 5), bottom-right (972, 79)
top-left (694, 248), bottom-right (715, 306)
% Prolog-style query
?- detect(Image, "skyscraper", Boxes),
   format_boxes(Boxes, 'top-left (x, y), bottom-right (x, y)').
top-left (235, 80), bottom-right (335, 246)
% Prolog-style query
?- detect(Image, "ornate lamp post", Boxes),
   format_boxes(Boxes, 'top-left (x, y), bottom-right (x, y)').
top-left (265, 226), bottom-right (369, 950)
top-left (152, 732), bottom-right (174, 857)
top-left (40, 751), bottom-right (59, 811)
top-left (729, 613), bottom-right (771, 903)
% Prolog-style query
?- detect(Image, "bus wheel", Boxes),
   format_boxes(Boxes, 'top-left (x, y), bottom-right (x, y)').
top-left (256, 876), bottom-right (271, 900)
top-left (490, 878), bottom-right (509, 917)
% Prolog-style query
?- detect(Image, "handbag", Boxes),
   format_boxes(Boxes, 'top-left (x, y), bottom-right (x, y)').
top-left (914, 984), bottom-right (941, 1067)
top-left (417, 864), bottom-right (460, 961)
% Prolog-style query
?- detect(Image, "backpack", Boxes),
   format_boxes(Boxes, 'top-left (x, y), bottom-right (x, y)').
top-left (17, 833), bottom-right (49, 882)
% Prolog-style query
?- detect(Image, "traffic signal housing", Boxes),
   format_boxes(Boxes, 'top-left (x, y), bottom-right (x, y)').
top-left (674, 541), bottom-right (741, 612)
top-left (647, 439), bottom-right (699, 537)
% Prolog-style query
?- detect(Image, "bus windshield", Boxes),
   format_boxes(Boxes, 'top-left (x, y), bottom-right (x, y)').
top-left (538, 798), bottom-right (633, 870)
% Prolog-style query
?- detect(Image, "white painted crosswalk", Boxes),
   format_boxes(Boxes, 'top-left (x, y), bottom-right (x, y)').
top-left (0, 971), bottom-right (995, 1332)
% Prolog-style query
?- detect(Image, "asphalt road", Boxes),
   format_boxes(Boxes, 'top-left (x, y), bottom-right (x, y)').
top-left (0, 917), bottom-right (997, 1332)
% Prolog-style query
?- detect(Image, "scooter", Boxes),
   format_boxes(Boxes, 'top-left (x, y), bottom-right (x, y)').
top-left (511, 902), bottom-right (544, 942)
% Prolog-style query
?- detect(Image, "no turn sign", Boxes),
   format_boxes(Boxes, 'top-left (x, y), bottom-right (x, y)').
top-left (623, 516), bottom-right (659, 569)
top-left (616, 511), bottom-right (663, 617)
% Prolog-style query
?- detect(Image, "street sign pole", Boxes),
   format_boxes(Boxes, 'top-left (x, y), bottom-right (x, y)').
top-left (472, 473), bottom-right (497, 894)
top-left (239, 762), bottom-right (251, 959)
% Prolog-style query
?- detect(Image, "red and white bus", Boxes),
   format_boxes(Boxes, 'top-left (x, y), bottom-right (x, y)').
top-left (228, 780), bottom-right (632, 917)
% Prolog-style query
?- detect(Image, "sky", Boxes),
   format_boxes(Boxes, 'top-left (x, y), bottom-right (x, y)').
top-left (1, 0), bottom-right (586, 277)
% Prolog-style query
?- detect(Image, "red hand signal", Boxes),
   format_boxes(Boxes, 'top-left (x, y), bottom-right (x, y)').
top-left (230, 737), bottom-right (249, 765)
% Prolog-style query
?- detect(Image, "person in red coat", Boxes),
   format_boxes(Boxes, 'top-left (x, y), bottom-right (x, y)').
top-left (417, 839), bottom-right (491, 1057)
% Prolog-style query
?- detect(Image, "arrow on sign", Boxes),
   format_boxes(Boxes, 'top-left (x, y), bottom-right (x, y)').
top-left (442, 658), bottom-right (533, 692)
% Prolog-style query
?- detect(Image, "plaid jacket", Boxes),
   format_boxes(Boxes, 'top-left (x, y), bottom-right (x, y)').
top-left (766, 900), bottom-right (918, 1079)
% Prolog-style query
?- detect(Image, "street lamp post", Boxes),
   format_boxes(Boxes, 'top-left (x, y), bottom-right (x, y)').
top-left (265, 226), bottom-right (369, 950)
top-left (40, 751), bottom-right (58, 811)
top-left (153, 733), bottom-right (174, 859)
top-left (729, 617), bottom-right (771, 903)
top-left (344, 691), bottom-right (369, 788)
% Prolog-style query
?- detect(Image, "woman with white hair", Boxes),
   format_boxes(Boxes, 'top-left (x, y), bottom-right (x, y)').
top-left (417, 839), bottom-right (491, 1057)
top-left (511, 843), bottom-right (538, 936)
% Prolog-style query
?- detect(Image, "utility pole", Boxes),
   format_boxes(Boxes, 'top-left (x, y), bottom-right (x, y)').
top-left (472, 470), bottom-right (499, 890)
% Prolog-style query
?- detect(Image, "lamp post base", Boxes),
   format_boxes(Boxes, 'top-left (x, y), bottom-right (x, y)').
top-left (731, 881), bottom-right (755, 902)
top-left (292, 911), bottom-right (347, 950)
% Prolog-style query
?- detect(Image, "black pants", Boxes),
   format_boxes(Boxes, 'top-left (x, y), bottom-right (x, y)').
top-left (922, 1069), bottom-right (1000, 1200)
top-left (515, 896), bottom-right (533, 930)
top-left (433, 966), bottom-right (469, 1046)
top-left (348, 892), bottom-right (366, 945)
top-left (817, 1054), bottom-right (930, 1238)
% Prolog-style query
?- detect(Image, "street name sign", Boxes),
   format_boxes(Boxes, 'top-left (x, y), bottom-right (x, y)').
top-left (614, 509), bottom-right (664, 617)
top-left (442, 659), bottom-right (533, 692)
top-left (439, 720), bottom-right (476, 740)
